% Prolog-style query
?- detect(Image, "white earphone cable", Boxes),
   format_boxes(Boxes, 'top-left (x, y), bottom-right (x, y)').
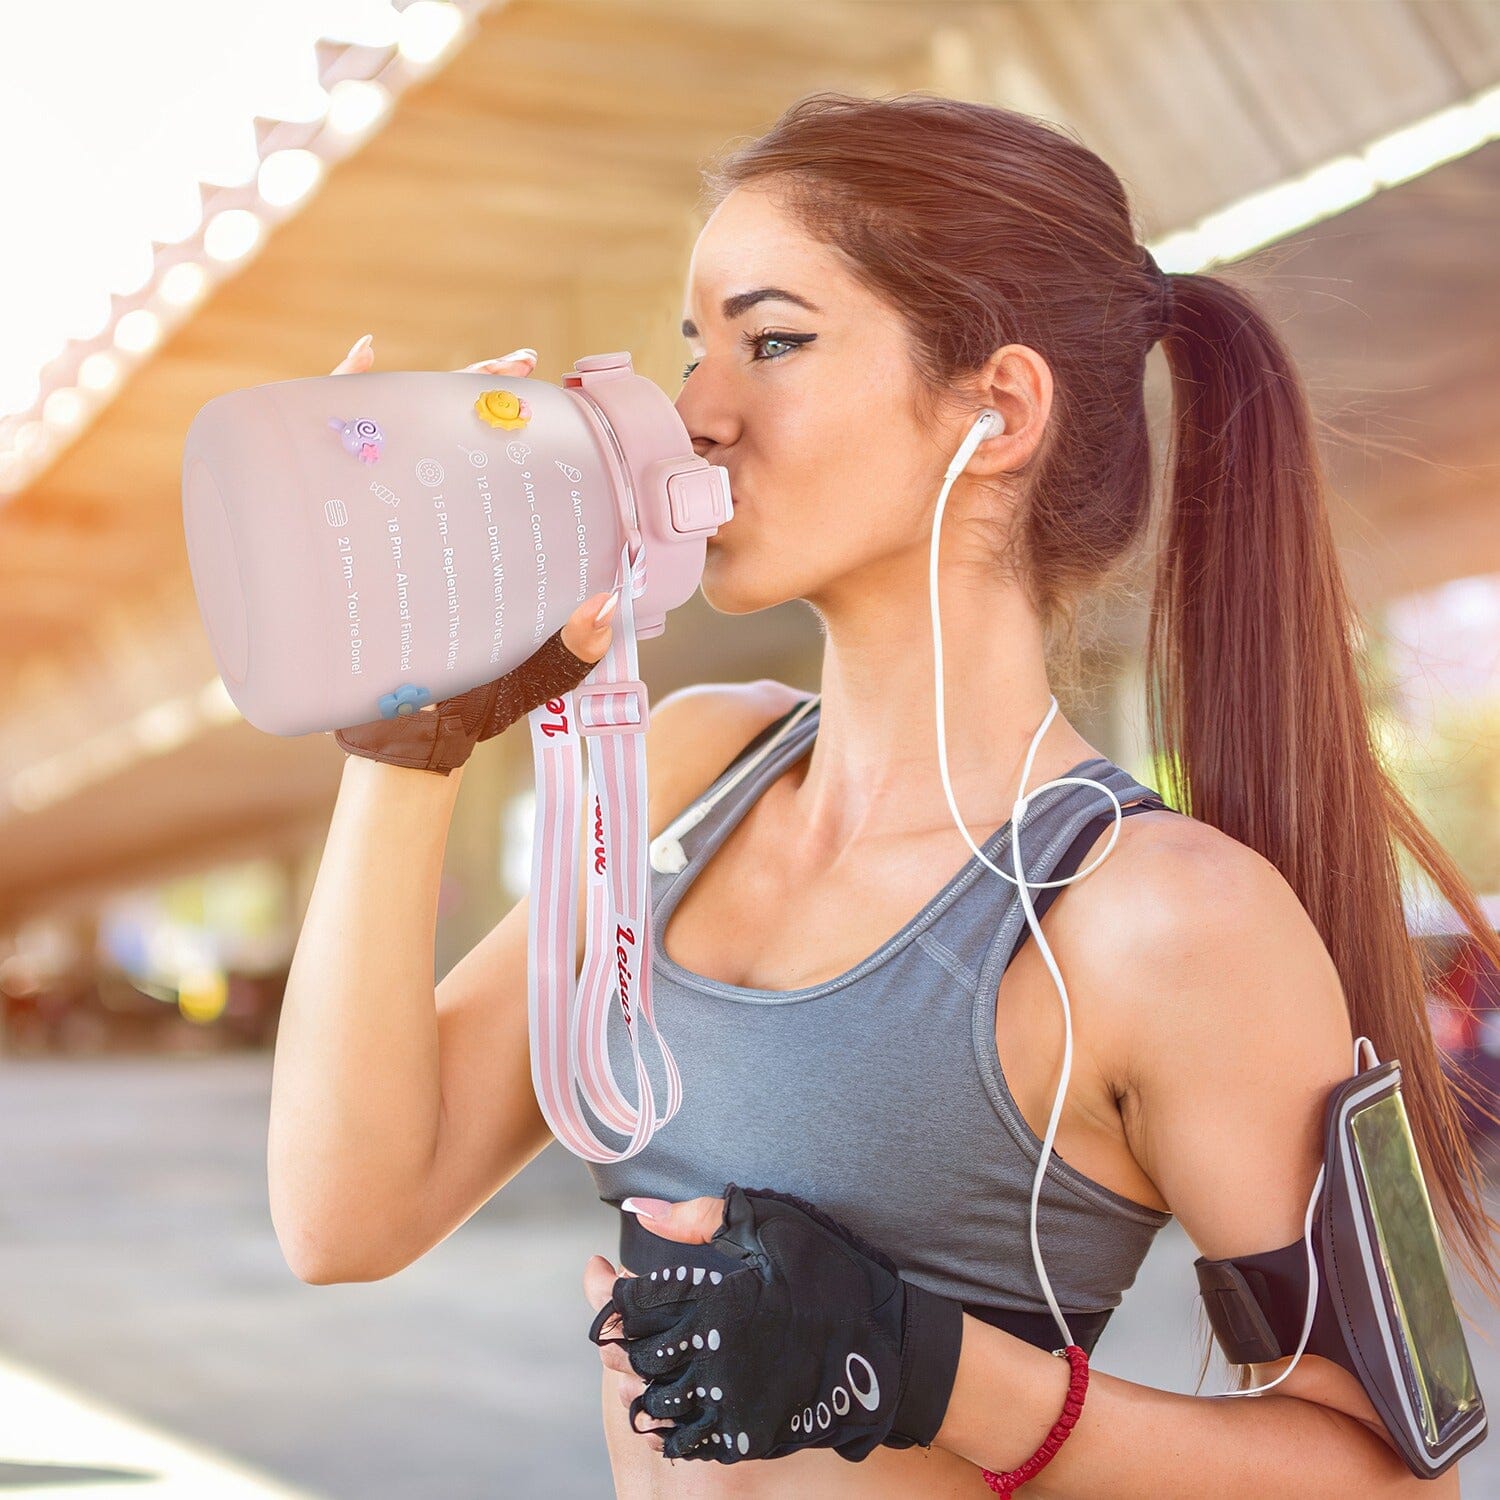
top-left (936, 408), bottom-right (1367, 1375)
top-left (932, 410), bottom-right (1124, 1350)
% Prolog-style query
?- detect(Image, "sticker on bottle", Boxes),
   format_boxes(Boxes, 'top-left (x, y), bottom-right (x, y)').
top-left (329, 416), bottom-right (385, 464)
top-left (474, 389), bottom-right (533, 431)
top-left (379, 684), bottom-right (433, 717)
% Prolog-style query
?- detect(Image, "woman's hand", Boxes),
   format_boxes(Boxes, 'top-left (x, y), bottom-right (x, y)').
top-left (585, 1255), bottom-right (674, 1454)
top-left (584, 1186), bottom-right (967, 1464)
top-left (329, 333), bottom-right (541, 379)
top-left (583, 1195), bottom-right (735, 1455)
top-left (327, 334), bottom-right (621, 776)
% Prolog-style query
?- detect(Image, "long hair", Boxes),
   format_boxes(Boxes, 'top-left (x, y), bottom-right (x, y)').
top-left (699, 92), bottom-right (1500, 1326)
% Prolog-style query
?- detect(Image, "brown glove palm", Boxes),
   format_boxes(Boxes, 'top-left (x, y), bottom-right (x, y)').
top-left (326, 333), bottom-right (620, 777)
top-left (334, 598), bottom-right (618, 776)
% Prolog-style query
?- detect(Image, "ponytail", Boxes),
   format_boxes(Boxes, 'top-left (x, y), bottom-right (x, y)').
top-left (1148, 269), bottom-right (1500, 1298)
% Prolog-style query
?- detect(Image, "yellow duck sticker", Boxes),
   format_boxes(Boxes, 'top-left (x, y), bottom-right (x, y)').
top-left (474, 388), bottom-right (533, 431)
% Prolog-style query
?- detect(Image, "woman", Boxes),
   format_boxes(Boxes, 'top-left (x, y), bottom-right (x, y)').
top-left (271, 93), bottom-right (1500, 1495)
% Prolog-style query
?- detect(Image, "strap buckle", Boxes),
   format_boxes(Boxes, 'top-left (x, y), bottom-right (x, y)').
top-left (1195, 1259), bottom-right (1285, 1364)
top-left (575, 678), bottom-right (650, 737)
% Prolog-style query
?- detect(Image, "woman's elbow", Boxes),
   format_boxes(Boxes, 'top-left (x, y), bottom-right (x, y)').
top-left (273, 1210), bottom-right (400, 1285)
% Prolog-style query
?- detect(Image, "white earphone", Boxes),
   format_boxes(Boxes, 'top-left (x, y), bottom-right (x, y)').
top-left (944, 408), bottom-right (1004, 482)
top-left (931, 406), bottom-right (1127, 1352)
top-left (935, 409), bottom-right (1328, 1389)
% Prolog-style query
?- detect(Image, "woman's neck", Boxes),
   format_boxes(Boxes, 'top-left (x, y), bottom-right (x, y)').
top-left (794, 558), bottom-right (1099, 858)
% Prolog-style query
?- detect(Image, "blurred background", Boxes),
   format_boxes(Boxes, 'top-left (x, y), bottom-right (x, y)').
top-left (2, 0), bottom-right (1499, 1495)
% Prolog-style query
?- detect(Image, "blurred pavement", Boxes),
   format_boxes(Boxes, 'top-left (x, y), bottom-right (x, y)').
top-left (1, 1053), bottom-right (1496, 1496)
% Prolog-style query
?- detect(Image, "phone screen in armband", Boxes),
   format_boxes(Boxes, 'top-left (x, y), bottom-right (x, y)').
top-left (1346, 1084), bottom-right (1484, 1455)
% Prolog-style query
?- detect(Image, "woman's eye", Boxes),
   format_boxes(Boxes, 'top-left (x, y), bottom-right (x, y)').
top-left (742, 330), bottom-right (811, 362)
top-left (681, 331), bottom-right (812, 383)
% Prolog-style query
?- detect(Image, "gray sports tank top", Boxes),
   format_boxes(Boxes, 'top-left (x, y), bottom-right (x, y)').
top-left (584, 694), bottom-right (1175, 1355)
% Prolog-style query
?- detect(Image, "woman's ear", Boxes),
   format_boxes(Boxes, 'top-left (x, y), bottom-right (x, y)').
top-left (962, 344), bottom-right (1054, 477)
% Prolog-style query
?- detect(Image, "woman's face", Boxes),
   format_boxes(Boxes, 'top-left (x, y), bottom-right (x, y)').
top-left (675, 184), bottom-right (957, 616)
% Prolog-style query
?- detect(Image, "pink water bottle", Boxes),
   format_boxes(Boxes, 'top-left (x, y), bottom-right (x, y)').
top-left (181, 351), bottom-right (733, 1163)
top-left (181, 351), bottom-right (729, 735)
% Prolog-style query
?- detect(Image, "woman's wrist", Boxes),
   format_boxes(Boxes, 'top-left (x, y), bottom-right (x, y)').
top-left (885, 1277), bottom-right (967, 1449)
top-left (339, 742), bottom-right (467, 803)
top-left (934, 1315), bottom-right (1074, 1469)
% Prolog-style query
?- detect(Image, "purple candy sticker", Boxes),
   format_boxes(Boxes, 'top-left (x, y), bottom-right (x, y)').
top-left (328, 415), bottom-right (384, 464)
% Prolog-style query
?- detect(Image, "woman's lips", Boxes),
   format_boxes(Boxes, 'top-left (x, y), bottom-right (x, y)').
top-left (708, 488), bottom-right (741, 540)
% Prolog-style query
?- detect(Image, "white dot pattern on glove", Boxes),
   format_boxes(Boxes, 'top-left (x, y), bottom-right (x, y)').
top-left (847, 1352), bottom-right (880, 1409)
top-left (630, 1245), bottom-right (888, 1463)
top-left (782, 1349), bottom-right (880, 1445)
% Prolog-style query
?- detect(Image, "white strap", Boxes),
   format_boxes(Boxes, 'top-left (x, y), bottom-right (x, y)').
top-left (524, 537), bottom-right (681, 1161)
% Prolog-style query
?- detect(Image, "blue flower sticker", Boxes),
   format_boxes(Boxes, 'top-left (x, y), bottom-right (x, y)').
top-left (379, 683), bottom-right (433, 717)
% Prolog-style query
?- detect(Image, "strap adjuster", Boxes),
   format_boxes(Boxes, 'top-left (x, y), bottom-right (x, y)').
top-left (575, 679), bottom-right (650, 737)
top-left (1195, 1259), bottom-right (1285, 1364)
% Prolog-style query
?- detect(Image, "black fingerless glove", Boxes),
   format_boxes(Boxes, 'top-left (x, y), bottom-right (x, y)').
top-left (587, 1183), bottom-right (965, 1463)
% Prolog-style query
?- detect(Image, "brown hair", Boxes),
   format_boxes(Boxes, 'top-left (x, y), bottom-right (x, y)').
top-left (700, 92), bottom-right (1500, 1326)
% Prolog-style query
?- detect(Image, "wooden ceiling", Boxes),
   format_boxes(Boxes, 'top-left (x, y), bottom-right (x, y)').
top-left (1, 0), bottom-right (1498, 925)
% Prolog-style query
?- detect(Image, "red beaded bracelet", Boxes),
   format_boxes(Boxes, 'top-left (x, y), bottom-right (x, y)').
top-left (981, 1343), bottom-right (1090, 1496)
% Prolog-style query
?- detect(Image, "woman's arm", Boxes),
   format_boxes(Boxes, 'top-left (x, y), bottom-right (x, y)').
top-left (273, 679), bottom-right (802, 1284)
top-left (933, 821), bottom-right (1455, 1496)
top-left (269, 754), bottom-right (467, 1282)
top-left (935, 1313), bottom-right (1436, 1497)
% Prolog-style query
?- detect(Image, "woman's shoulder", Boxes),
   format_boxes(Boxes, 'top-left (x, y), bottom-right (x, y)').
top-left (1068, 798), bottom-right (1326, 972)
top-left (1049, 801), bottom-right (1347, 1075)
top-left (1060, 800), bottom-right (1359, 1269)
top-left (645, 678), bottom-right (810, 840)
top-left (649, 677), bottom-right (809, 769)
top-left (1096, 804), bottom-right (1314, 947)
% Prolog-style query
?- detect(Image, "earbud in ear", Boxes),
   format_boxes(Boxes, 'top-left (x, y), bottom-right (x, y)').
top-left (943, 408), bottom-right (1006, 482)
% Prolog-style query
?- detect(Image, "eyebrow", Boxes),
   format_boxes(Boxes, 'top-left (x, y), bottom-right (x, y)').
top-left (680, 286), bottom-right (823, 339)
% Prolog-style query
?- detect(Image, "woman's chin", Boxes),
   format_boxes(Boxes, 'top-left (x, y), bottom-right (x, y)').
top-left (699, 543), bottom-right (775, 616)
